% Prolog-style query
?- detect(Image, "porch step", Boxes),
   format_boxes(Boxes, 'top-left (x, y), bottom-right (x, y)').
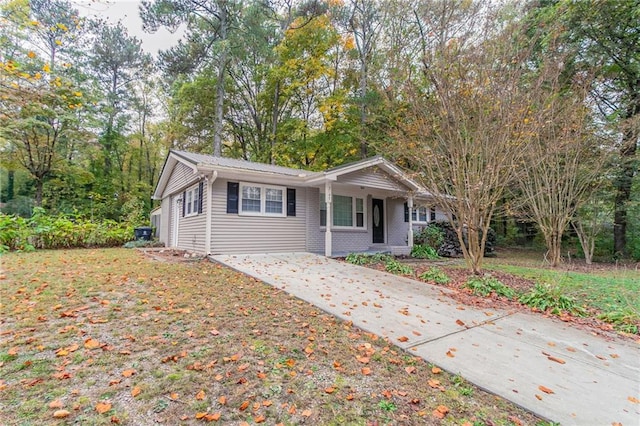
top-left (368, 246), bottom-right (411, 256)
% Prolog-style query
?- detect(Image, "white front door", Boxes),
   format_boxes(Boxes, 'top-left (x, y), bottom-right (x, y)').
top-left (172, 197), bottom-right (180, 248)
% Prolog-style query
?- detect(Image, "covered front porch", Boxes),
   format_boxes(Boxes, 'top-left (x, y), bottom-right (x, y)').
top-left (304, 157), bottom-right (424, 258)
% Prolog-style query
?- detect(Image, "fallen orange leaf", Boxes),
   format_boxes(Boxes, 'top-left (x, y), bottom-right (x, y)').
top-left (131, 386), bottom-right (141, 397)
top-left (427, 379), bottom-right (440, 388)
top-left (262, 400), bottom-right (272, 407)
top-left (446, 350), bottom-right (455, 358)
top-left (538, 385), bottom-right (554, 394)
top-left (218, 395), bottom-right (227, 405)
top-left (397, 336), bottom-right (409, 342)
top-left (628, 396), bottom-right (640, 404)
top-left (356, 356), bottom-right (369, 364)
top-left (325, 387), bottom-right (335, 394)
top-left (7, 347), bottom-right (18, 356)
top-left (302, 409), bottom-right (312, 417)
top-left (432, 405), bottom-right (449, 419)
top-left (455, 319), bottom-right (465, 327)
top-left (121, 369), bottom-right (136, 378)
top-left (239, 400), bottom-right (250, 411)
top-left (195, 412), bottom-right (207, 419)
top-left (361, 367), bottom-right (371, 375)
top-left (547, 356), bottom-right (566, 364)
top-left (169, 392), bottom-right (179, 400)
top-left (196, 390), bottom-right (206, 400)
top-left (204, 412), bottom-right (221, 421)
top-left (95, 402), bottom-right (112, 414)
top-left (84, 338), bottom-right (101, 349)
top-left (535, 394), bottom-right (543, 400)
top-left (49, 399), bottom-right (63, 409)
top-left (254, 414), bottom-right (266, 423)
top-left (53, 409), bottom-right (70, 418)
top-left (405, 366), bottom-right (416, 374)
top-left (431, 367), bottom-right (442, 374)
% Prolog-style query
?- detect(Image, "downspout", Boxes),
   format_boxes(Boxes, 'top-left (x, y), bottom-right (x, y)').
top-left (174, 197), bottom-right (181, 248)
top-left (407, 195), bottom-right (414, 249)
top-left (204, 171), bottom-right (218, 255)
top-left (324, 181), bottom-right (332, 257)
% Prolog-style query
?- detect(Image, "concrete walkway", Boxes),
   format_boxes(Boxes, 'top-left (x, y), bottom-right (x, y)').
top-left (211, 253), bottom-right (640, 425)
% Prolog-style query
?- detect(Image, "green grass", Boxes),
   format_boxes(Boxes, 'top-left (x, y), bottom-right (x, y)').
top-left (0, 248), bottom-right (542, 425)
top-left (484, 252), bottom-right (640, 333)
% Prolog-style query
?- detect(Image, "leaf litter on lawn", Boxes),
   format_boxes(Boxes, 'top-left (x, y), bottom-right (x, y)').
top-left (0, 248), bottom-right (542, 425)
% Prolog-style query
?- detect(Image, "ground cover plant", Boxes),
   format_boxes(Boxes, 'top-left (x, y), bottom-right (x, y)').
top-left (0, 248), bottom-right (544, 425)
top-left (398, 249), bottom-right (640, 337)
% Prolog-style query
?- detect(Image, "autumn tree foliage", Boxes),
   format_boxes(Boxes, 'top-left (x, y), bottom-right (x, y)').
top-left (515, 63), bottom-right (608, 267)
top-left (390, 25), bottom-right (536, 274)
top-left (0, 0), bottom-right (84, 206)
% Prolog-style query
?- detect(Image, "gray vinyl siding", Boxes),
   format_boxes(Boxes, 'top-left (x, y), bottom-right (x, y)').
top-left (210, 179), bottom-right (307, 254)
top-left (308, 191), bottom-right (411, 254)
top-left (163, 162), bottom-right (197, 198)
top-left (176, 182), bottom-right (207, 252)
top-left (159, 197), bottom-right (170, 245)
top-left (387, 198), bottom-right (409, 246)
top-left (336, 167), bottom-right (407, 192)
top-left (306, 188), bottom-right (323, 253)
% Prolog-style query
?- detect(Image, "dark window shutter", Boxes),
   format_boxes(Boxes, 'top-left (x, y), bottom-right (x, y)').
top-left (182, 191), bottom-right (186, 217)
top-left (287, 188), bottom-right (296, 217)
top-left (198, 181), bottom-right (204, 214)
top-left (404, 202), bottom-right (409, 222)
top-left (227, 182), bottom-right (239, 213)
top-left (430, 208), bottom-right (436, 221)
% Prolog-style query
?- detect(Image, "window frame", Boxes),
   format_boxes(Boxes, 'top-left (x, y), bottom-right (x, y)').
top-left (320, 192), bottom-right (366, 230)
top-left (184, 185), bottom-right (200, 217)
top-left (412, 206), bottom-right (429, 224)
top-left (239, 182), bottom-right (287, 217)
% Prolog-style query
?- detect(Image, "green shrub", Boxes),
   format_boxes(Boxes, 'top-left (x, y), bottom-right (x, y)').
top-left (419, 267), bottom-right (450, 284)
top-left (519, 283), bottom-right (585, 316)
top-left (345, 253), bottom-right (391, 265)
top-left (384, 258), bottom-right (413, 275)
top-left (0, 213), bottom-right (33, 252)
top-left (411, 244), bottom-right (439, 260)
top-left (0, 208), bottom-right (135, 251)
top-left (414, 225), bottom-right (444, 249)
top-left (465, 275), bottom-right (515, 299)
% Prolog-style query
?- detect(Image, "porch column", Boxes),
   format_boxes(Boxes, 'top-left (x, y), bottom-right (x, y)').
top-left (324, 181), bottom-right (332, 257)
top-left (204, 171), bottom-right (217, 255)
top-left (407, 195), bottom-right (414, 249)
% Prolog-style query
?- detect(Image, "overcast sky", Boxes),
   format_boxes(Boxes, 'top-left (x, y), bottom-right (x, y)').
top-left (71, 0), bottom-right (183, 56)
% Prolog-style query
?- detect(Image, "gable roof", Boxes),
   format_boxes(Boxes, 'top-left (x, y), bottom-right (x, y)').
top-left (172, 150), bottom-right (319, 178)
top-left (153, 150), bottom-right (425, 199)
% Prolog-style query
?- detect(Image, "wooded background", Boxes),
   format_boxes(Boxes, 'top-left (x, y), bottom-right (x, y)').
top-left (1, 0), bottom-right (638, 263)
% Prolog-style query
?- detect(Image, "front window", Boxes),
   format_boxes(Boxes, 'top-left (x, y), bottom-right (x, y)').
top-left (240, 183), bottom-right (285, 217)
top-left (320, 193), bottom-right (365, 229)
top-left (412, 206), bottom-right (428, 223)
top-left (242, 186), bottom-right (261, 213)
top-left (265, 188), bottom-right (283, 214)
top-left (185, 185), bottom-right (200, 217)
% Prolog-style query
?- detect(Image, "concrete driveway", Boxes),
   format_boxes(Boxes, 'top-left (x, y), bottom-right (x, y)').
top-left (211, 252), bottom-right (640, 425)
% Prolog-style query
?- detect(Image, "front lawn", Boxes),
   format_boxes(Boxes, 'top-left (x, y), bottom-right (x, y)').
top-left (0, 248), bottom-right (542, 425)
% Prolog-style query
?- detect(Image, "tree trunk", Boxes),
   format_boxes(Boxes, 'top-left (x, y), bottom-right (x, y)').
top-left (213, 7), bottom-right (228, 157)
top-left (270, 81), bottom-right (280, 165)
top-left (545, 231), bottom-right (562, 267)
top-left (359, 58), bottom-right (368, 158)
top-left (35, 178), bottom-right (44, 207)
top-left (7, 170), bottom-right (14, 201)
top-left (613, 102), bottom-right (639, 256)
